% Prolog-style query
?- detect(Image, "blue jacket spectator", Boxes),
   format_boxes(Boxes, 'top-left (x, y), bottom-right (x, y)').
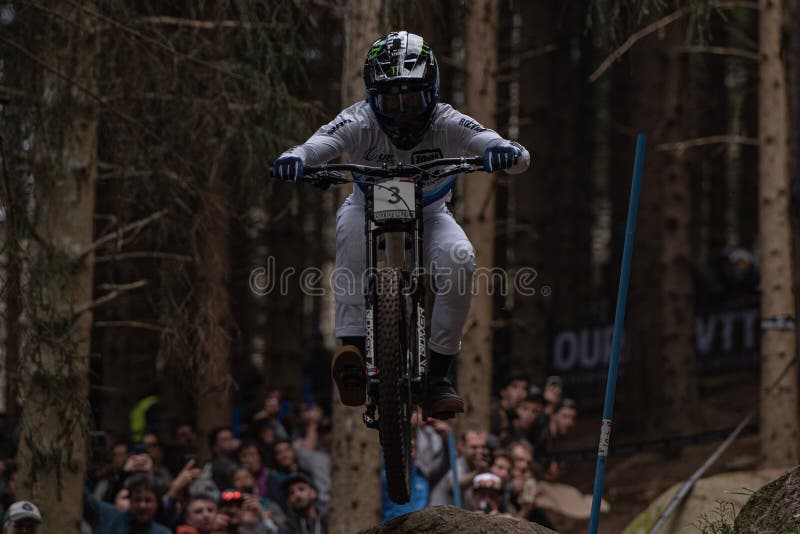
top-left (83, 473), bottom-right (171, 534)
top-left (381, 465), bottom-right (431, 521)
top-left (380, 432), bottom-right (450, 521)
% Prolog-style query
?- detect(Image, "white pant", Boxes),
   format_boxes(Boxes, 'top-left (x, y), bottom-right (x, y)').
top-left (334, 195), bottom-right (476, 355)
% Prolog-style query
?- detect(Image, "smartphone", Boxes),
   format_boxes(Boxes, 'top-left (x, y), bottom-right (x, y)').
top-left (132, 443), bottom-right (148, 455)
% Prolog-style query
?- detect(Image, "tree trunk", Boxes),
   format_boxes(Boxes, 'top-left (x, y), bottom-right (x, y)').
top-left (625, 20), bottom-right (698, 438)
top-left (658, 29), bottom-right (699, 438)
top-left (510, 0), bottom-right (555, 385)
top-left (262, 193), bottom-right (308, 400)
top-left (194, 155), bottom-right (233, 461)
top-left (15, 9), bottom-right (97, 532)
top-left (329, 2), bottom-right (383, 532)
top-left (757, 0), bottom-right (800, 468)
top-left (459, 0), bottom-right (499, 431)
top-left (1, 136), bottom-right (22, 419)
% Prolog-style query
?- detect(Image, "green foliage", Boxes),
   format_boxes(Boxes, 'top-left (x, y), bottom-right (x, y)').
top-left (693, 501), bottom-right (737, 534)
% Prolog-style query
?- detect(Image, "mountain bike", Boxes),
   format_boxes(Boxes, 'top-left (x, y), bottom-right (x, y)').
top-left (275, 156), bottom-right (486, 503)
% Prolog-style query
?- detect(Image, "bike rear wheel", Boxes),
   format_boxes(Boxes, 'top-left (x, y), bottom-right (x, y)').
top-left (375, 267), bottom-right (412, 503)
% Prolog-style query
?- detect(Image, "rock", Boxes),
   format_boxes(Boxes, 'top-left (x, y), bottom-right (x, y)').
top-left (355, 505), bottom-right (557, 534)
top-left (622, 468), bottom-right (785, 533)
top-left (734, 464), bottom-right (800, 533)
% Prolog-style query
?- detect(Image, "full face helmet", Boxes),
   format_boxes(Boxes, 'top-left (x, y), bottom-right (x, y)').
top-left (363, 31), bottom-right (439, 150)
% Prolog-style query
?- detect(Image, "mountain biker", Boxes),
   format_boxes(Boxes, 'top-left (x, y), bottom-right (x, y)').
top-left (272, 31), bottom-right (530, 419)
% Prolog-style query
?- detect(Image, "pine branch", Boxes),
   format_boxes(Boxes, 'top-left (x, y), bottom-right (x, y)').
top-left (589, 5), bottom-right (691, 83)
top-left (81, 209), bottom-right (168, 258)
top-left (95, 251), bottom-right (193, 263)
top-left (656, 135), bottom-right (758, 153)
top-left (496, 43), bottom-right (558, 71)
top-left (0, 34), bottom-right (167, 147)
top-left (137, 15), bottom-right (263, 29)
top-left (681, 45), bottom-right (759, 61)
top-left (74, 280), bottom-right (149, 316)
top-left (64, 0), bottom-right (253, 85)
top-left (129, 92), bottom-right (259, 112)
top-left (93, 321), bottom-right (165, 332)
top-left (588, 1), bottom-right (760, 83)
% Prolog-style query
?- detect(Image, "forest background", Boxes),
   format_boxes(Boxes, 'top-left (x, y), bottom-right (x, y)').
top-left (1, 0), bottom-right (798, 532)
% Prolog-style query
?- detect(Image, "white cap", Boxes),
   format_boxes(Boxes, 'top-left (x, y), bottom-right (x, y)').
top-left (5, 501), bottom-right (42, 524)
top-left (472, 472), bottom-right (503, 491)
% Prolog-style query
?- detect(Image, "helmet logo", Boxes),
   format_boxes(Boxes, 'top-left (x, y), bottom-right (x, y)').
top-left (367, 44), bottom-right (382, 60)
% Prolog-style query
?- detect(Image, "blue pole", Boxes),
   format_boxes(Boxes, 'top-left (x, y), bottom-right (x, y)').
top-left (447, 430), bottom-right (462, 508)
top-left (588, 134), bottom-right (646, 534)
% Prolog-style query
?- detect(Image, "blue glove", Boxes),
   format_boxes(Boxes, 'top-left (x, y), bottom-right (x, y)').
top-left (272, 156), bottom-right (304, 182)
top-left (483, 145), bottom-right (519, 172)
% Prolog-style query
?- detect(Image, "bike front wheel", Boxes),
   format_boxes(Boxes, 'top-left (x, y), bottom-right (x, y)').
top-left (375, 267), bottom-right (412, 504)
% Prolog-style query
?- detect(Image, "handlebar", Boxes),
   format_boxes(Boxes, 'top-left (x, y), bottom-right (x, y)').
top-left (269, 156), bottom-right (487, 189)
top-left (304, 156), bottom-right (484, 177)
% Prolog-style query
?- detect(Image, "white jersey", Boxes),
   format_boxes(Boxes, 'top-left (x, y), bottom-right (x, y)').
top-left (281, 100), bottom-right (531, 212)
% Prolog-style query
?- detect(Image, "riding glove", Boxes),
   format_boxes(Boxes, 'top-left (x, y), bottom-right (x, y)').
top-left (483, 145), bottom-right (519, 172)
top-left (272, 156), bottom-right (304, 182)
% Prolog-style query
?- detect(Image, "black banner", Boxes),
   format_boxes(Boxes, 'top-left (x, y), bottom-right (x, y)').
top-left (550, 302), bottom-right (760, 391)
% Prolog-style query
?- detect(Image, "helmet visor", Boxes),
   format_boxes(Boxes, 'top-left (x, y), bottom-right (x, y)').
top-left (374, 90), bottom-right (431, 118)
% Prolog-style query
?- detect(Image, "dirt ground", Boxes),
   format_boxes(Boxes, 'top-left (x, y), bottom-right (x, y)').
top-left (547, 372), bottom-right (761, 534)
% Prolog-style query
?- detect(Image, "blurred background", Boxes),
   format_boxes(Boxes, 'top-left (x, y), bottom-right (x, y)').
top-left (0, 1), bottom-right (798, 533)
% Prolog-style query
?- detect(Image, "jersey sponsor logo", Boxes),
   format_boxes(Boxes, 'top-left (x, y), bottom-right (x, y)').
top-left (458, 117), bottom-right (487, 132)
top-left (411, 149), bottom-right (443, 164)
top-left (364, 146), bottom-right (395, 162)
top-left (327, 119), bottom-right (352, 135)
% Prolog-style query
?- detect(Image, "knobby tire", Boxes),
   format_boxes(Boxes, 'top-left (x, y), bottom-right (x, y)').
top-left (376, 267), bottom-right (412, 504)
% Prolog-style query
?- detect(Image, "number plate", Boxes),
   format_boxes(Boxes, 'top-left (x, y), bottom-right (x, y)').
top-left (373, 178), bottom-right (416, 221)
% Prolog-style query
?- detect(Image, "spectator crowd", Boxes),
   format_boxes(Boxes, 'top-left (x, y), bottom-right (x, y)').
top-left (0, 374), bottom-right (577, 533)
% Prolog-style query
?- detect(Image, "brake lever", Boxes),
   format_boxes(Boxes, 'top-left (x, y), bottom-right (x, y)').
top-left (429, 164), bottom-right (474, 177)
top-left (307, 169), bottom-right (346, 189)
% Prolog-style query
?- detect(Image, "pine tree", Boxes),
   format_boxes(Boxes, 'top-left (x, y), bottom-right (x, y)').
top-left (11, 5), bottom-right (97, 531)
top-left (328, 2), bottom-right (384, 532)
top-left (459, 0), bottom-right (500, 431)
top-left (757, 0), bottom-right (799, 467)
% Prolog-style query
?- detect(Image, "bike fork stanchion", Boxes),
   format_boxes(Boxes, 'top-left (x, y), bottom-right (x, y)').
top-left (447, 430), bottom-right (462, 508)
top-left (589, 133), bottom-right (646, 534)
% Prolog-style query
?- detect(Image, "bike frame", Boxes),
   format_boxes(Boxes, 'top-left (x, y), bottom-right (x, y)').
top-left (363, 168), bottom-right (427, 427)
top-left (300, 157), bottom-right (484, 427)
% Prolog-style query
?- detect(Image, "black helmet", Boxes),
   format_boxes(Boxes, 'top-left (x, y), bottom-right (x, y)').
top-left (364, 31), bottom-right (439, 150)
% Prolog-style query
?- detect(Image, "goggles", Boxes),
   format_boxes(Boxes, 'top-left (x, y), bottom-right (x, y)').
top-left (373, 89), bottom-right (432, 118)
